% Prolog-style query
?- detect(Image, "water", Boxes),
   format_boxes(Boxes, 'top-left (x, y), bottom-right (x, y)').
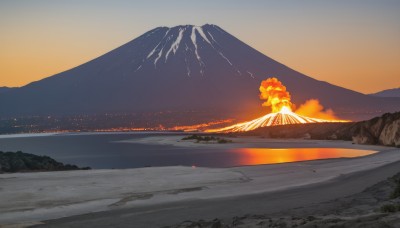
top-left (0, 133), bottom-right (376, 169)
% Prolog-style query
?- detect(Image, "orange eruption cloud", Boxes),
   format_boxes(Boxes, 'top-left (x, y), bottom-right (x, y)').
top-left (259, 77), bottom-right (293, 113)
top-left (295, 99), bottom-right (338, 120)
top-left (206, 77), bottom-right (350, 132)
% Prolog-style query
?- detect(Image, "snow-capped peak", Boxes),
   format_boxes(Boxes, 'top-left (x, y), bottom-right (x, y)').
top-left (135, 24), bottom-right (253, 78)
top-left (165, 27), bottom-right (185, 60)
top-left (193, 26), bottom-right (211, 44)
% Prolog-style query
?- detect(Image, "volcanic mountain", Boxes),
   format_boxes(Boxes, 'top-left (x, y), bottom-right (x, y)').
top-left (206, 106), bottom-right (348, 133)
top-left (1, 24), bottom-right (399, 121)
top-left (207, 77), bottom-right (350, 133)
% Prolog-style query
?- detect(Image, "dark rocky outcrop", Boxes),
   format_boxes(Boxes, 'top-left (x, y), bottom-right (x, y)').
top-left (338, 112), bottom-right (400, 147)
top-left (240, 111), bottom-right (400, 147)
top-left (0, 151), bottom-right (90, 173)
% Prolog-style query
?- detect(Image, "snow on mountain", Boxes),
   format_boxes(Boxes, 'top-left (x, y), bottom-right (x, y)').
top-left (140, 25), bottom-right (244, 77)
top-left (0, 24), bottom-right (399, 121)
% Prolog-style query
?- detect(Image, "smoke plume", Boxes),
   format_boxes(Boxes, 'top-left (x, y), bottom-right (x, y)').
top-left (295, 99), bottom-right (338, 120)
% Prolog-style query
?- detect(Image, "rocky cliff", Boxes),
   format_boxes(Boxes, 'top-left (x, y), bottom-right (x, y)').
top-left (242, 111), bottom-right (400, 147)
top-left (344, 112), bottom-right (400, 147)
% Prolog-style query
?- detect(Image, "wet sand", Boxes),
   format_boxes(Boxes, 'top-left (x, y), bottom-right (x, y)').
top-left (0, 137), bottom-right (399, 227)
top-left (38, 160), bottom-right (400, 228)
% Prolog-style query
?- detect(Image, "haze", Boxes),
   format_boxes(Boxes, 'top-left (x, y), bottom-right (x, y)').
top-left (1, 0), bottom-right (399, 94)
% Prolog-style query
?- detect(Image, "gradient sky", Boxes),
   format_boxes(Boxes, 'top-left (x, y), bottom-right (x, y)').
top-left (1, 0), bottom-right (399, 93)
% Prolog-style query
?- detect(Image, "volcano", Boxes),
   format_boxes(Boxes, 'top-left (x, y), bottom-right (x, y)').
top-left (1, 24), bottom-right (399, 121)
top-left (207, 77), bottom-right (349, 133)
top-left (206, 107), bottom-right (347, 133)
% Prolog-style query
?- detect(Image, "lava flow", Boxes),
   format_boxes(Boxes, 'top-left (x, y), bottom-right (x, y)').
top-left (207, 77), bottom-right (349, 133)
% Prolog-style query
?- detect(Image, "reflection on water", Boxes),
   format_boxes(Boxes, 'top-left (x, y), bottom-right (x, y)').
top-left (0, 134), bottom-right (378, 168)
top-left (234, 148), bottom-right (376, 165)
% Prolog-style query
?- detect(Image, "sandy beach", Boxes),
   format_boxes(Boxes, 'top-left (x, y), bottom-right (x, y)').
top-left (0, 136), bottom-right (399, 227)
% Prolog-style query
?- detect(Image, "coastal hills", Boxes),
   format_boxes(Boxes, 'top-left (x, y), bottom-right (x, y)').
top-left (0, 151), bottom-right (90, 173)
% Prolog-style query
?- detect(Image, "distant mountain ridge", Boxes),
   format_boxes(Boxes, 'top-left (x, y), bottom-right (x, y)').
top-left (0, 24), bottom-right (399, 121)
top-left (369, 88), bottom-right (400, 98)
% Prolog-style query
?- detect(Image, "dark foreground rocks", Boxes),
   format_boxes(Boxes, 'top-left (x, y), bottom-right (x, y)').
top-left (0, 151), bottom-right (90, 173)
top-left (166, 172), bottom-right (400, 228)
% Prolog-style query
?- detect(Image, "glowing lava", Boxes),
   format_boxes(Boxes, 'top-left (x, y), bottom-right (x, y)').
top-left (207, 77), bottom-right (349, 133)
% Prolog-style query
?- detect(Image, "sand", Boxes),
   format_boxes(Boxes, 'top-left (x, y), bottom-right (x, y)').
top-left (0, 136), bottom-right (399, 227)
top-left (168, 166), bottom-right (400, 228)
top-left (0, 133), bottom-right (58, 139)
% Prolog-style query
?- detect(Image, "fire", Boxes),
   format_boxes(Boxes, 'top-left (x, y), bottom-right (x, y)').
top-left (206, 77), bottom-right (349, 133)
top-left (259, 77), bottom-right (294, 113)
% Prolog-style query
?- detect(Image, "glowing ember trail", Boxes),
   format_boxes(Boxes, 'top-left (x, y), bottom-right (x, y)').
top-left (207, 77), bottom-right (349, 133)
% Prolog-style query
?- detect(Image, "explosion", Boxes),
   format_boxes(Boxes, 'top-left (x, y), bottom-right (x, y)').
top-left (207, 77), bottom-right (349, 133)
top-left (260, 77), bottom-right (294, 113)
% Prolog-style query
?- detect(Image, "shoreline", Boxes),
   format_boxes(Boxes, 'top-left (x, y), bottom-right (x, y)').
top-left (0, 137), bottom-right (399, 227)
top-left (0, 131), bottom-right (194, 139)
top-left (34, 160), bottom-right (400, 228)
top-left (164, 160), bottom-right (400, 228)
top-left (116, 134), bottom-right (389, 151)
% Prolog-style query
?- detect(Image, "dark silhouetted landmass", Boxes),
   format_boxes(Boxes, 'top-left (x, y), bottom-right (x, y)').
top-left (0, 151), bottom-right (90, 173)
top-left (182, 134), bottom-right (232, 143)
top-left (0, 86), bottom-right (16, 94)
top-left (0, 112), bottom-right (216, 134)
top-left (370, 88), bottom-right (400, 98)
top-left (240, 111), bottom-right (400, 147)
top-left (341, 112), bottom-right (400, 147)
top-left (0, 24), bottom-right (399, 122)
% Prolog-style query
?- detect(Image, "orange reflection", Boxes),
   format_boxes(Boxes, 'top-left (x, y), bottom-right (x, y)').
top-left (234, 148), bottom-right (376, 165)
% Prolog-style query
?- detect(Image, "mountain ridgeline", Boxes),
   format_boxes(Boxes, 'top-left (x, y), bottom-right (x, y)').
top-left (1, 24), bottom-right (399, 121)
top-left (369, 88), bottom-right (400, 98)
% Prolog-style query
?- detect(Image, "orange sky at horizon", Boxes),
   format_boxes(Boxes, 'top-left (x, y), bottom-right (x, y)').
top-left (1, 0), bottom-right (399, 94)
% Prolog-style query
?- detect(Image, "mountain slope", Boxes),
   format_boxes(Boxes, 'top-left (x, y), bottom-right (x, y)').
top-left (0, 87), bottom-right (16, 94)
top-left (369, 88), bottom-right (400, 98)
top-left (1, 24), bottom-right (399, 121)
